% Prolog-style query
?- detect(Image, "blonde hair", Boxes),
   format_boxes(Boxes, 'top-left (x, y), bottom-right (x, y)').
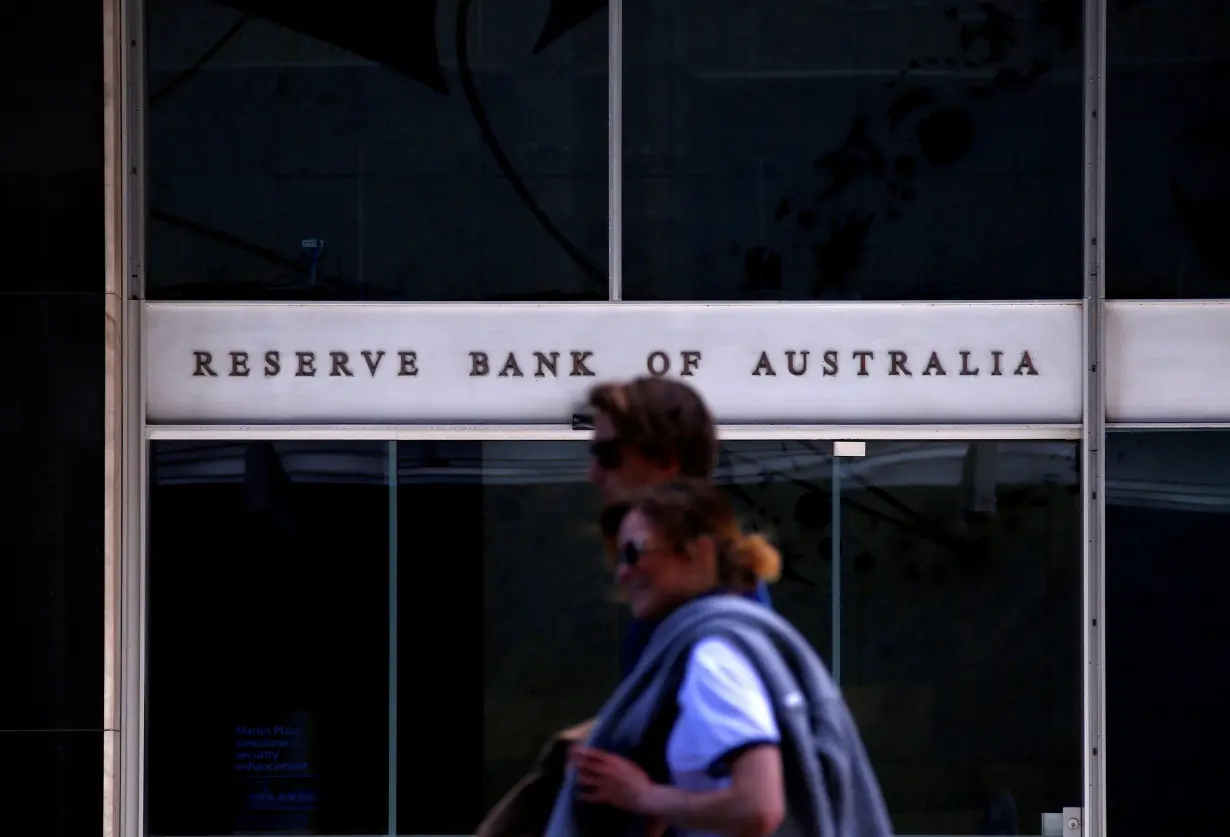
top-left (600, 480), bottom-right (781, 589)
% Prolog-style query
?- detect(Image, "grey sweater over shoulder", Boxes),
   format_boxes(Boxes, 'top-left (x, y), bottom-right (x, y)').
top-left (545, 595), bottom-right (894, 837)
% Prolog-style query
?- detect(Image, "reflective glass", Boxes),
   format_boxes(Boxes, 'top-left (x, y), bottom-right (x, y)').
top-left (1107, 0), bottom-right (1230, 298)
top-left (1106, 431), bottom-right (1230, 835)
top-left (146, 437), bottom-right (1084, 835)
top-left (838, 441), bottom-right (1082, 834)
top-left (394, 440), bottom-right (621, 833)
top-left (147, 441), bottom-right (390, 836)
top-left (146, 0), bottom-right (608, 301)
top-left (622, 1), bottom-right (1083, 301)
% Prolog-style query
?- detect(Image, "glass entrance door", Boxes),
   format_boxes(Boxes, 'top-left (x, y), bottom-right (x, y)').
top-left (720, 439), bottom-right (1082, 836)
top-left (145, 436), bottom-right (1080, 837)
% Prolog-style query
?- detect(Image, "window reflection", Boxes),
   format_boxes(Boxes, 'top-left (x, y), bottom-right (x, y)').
top-left (725, 440), bottom-right (1082, 834)
top-left (1106, 431), bottom-right (1230, 835)
top-left (147, 441), bottom-right (390, 836)
top-left (147, 438), bottom-right (1084, 835)
top-left (623, 1), bottom-right (1082, 301)
top-left (395, 440), bottom-right (620, 832)
top-left (1107, 0), bottom-right (1230, 298)
top-left (145, 0), bottom-right (607, 301)
top-left (838, 441), bottom-right (1081, 834)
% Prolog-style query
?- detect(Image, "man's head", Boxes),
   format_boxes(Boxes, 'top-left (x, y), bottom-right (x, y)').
top-left (585, 377), bottom-right (717, 500)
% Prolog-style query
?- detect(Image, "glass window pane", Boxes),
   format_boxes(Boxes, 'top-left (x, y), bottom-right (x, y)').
top-left (395, 441), bottom-right (620, 833)
top-left (146, 0), bottom-right (608, 302)
top-left (147, 441), bottom-right (390, 836)
top-left (1106, 431), bottom-right (1230, 835)
top-left (622, 1), bottom-right (1083, 301)
top-left (839, 441), bottom-right (1081, 834)
top-left (393, 440), bottom-right (840, 832)
top-left (719, 441), bottom-right (834, 659)
top-left (1107, 1), bottom-right (1230, 298)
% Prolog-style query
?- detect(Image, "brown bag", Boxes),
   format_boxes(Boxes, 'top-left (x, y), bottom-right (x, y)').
top-left (476, 718), bottom-right (597, 837)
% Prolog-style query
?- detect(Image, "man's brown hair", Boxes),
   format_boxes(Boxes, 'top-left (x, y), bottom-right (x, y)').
top-left (586, 377), bottom-right (717, 478)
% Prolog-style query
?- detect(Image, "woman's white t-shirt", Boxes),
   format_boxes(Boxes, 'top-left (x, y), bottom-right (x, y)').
top-left (665, 637), bottom-right (781, 837)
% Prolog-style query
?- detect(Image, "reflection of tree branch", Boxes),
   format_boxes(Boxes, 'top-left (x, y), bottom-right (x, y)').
top-left (723, 481), bottom-right (817, 587)
top-left (799, 441), bottom-right (940, 535)
top-left (456, 0), bottom-right (607, 290)
top-left (151, 208), bottom-right (298, 269)
top-left (725, 447), bottom-right (958, 552)
top-left (533, 0), bottom-right (607, 55)
top-left (150, 13), bottom-right (251, 105)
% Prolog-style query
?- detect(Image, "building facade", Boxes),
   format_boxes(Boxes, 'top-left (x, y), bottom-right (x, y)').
top-left (6, 1), bottom-right (1228, 836)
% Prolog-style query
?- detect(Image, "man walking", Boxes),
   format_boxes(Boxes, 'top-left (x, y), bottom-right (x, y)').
top-left (585, 377), bottom-right (772, 674)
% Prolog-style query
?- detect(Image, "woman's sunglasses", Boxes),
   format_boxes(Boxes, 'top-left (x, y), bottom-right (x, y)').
top-left (591, 439), bottom-right (623, 470)
top-left (619, 540), bottom-right (671, 568)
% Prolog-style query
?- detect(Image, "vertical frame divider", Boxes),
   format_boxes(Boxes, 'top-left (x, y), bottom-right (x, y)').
top-left (608, 0), bottom-right (623, 301)
top-left (388, 441), bottom-right (399, 836)
top-left (103, 1), bottom-right (124, 835)
top-left (1081, 0), bottom-right (1108, 834)
top-left (113, 0), bottom-right (148, 834)
top-left (830, 456), bottom-right (842, 686)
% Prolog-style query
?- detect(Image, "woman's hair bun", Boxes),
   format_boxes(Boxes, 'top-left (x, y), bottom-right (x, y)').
top-left (731, 533), bottom-right (781, 583)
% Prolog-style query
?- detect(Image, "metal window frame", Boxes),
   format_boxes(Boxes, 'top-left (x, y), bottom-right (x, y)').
top-left (1082, 1), bottom-right (1108, 835)
top-left (108, 2), bottom-right (1110, 837)
top-left (145, 424), bottom-right (1081, 441)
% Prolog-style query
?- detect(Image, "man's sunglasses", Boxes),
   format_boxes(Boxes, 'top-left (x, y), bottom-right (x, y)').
top-left (591, 439), bottom-right (623, 470)
top-left (619, 540), bottom-right (647, 567)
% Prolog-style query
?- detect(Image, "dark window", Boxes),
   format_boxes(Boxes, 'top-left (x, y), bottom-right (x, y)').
top-left (1106, 431), bottom-right (1230, 835)
top-left (394, 440), bottom-right (620, 833)
top-left (147, 441), bottom-right (391, 836)
top-left (1106, 0), bottom-right (1230, 298)
top-left (721, 441), bottom-right (1084, 833)
top-left (622, 1), bottom-right (1083, 301)
top-left (145, 0), bottom-right (608, 302)
top-left (148, 438), bottom-right (1084, 834)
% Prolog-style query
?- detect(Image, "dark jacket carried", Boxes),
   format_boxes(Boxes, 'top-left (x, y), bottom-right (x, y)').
top-left (544, 595), bottom-right (894, 837)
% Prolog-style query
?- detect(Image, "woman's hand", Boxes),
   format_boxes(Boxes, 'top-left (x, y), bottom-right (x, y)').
top-left (571, 745), bottom-right (656, 814)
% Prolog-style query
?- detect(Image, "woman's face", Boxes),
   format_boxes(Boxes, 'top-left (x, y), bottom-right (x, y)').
top-left (616, 509), bottom-right (710, 620)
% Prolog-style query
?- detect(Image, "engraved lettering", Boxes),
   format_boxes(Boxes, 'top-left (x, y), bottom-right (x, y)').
top-left (960, 350), bottom-right (980, 376)
top-left (822, 350), bottom-right (839, 376)
top-left (229, 351), bottom-right (250, 378)
top-left (361, 350), bottom-right (385, 376)
top-left (1013, 350), bottom-right (1039, 376)
top-left (922, 351), bottom-right (947, 376)
top-left (680, 350), bottom-right (702, 377)
top-left (786, 350), bottom-right (809, 376)
top-left (193, 351), bottom-right (217, 377)
top-left (499, 352), bottom-right (524, 377)
top-left (888, 350), bottom-right (910, 376)
top-left (991, 350), bottom-right (1004, 376)
top-left (570, 351), bottom-right (596, 377)
top-left (752, 352), bottom-right (776, 376)
top-left (330, 351), bottom-right (353, 377)
top-left (852, 351), bottom-right (874, 376)
top-left (646, 351), bottom-right (670, 376)
top-left (295, 352), bottom-right (317, 377)
top-left (470, 352), bottom-right (489, 376)
top-left (398, 351), bottom-right (419, 377)
top-left (533, 351), bottom-right (560, 378)
top-left (264, 351), bottom-right (281, 377)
